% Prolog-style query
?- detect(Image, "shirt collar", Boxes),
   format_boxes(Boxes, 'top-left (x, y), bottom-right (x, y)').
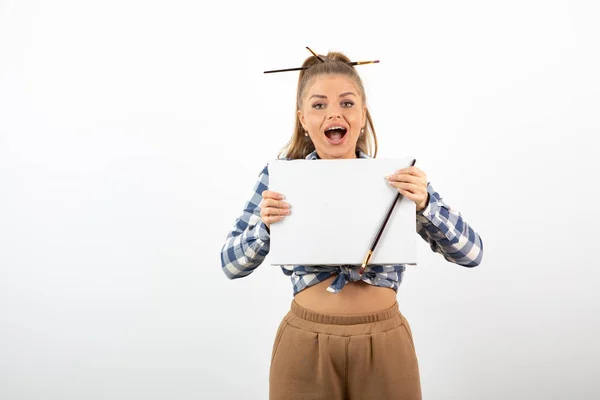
top-left (305, 150), bottom-right (370, 160)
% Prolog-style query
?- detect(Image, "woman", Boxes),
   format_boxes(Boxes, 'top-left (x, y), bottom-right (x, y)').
top-left (221, 51), bottom-right (484, 400)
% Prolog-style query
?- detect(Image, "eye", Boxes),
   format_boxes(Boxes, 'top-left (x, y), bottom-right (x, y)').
top-left (312, 103), bottom-right (325, 110)
top-left (342, 101), bottom-right (354, 108)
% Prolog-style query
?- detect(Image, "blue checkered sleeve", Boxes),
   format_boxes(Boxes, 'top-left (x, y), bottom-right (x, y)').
top-left (416, 183), bottom-right (484, 267)
top-left (220, 165), bottom-right (271, 279)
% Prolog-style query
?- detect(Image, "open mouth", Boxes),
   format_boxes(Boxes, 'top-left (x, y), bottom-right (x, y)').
top-left (324, 126), bottom-right (348, 143)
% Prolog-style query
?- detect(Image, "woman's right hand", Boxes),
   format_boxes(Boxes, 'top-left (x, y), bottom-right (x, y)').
top-left (260, 190), bottom-right (291, 229)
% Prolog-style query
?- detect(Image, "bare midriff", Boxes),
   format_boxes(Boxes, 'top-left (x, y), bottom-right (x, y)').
top-left (293, 274), bottom-right (398, 314)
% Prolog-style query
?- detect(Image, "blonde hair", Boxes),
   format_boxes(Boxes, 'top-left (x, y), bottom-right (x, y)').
top-left (277, 51), bottom-right (378, 160)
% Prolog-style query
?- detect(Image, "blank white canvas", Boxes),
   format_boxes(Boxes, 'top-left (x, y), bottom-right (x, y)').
top-left (268, 158), bottom-right (417, 265)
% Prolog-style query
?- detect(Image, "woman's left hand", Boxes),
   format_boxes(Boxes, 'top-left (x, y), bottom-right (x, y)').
top-left (386, 166), bottom-right (430, 213)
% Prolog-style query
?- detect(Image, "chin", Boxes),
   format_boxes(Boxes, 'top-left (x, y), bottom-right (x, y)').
top-left (320, 143), bottom-right (357, 159)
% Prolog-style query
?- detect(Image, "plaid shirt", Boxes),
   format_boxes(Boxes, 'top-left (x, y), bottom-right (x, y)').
top-left (221, 150), bottom-right (484, 296)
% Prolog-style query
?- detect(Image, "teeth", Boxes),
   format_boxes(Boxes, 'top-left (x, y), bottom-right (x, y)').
top-left (326, 126), bottom-right (345, 131)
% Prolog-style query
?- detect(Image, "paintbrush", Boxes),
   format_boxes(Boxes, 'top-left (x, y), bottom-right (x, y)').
top-left (264, 60), bottom-right (379, 74)
top-left (358, 158), bottom-right (417, 275)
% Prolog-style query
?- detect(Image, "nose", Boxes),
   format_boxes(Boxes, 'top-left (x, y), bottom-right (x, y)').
top-left (327, 110), bottom-right (343, 120)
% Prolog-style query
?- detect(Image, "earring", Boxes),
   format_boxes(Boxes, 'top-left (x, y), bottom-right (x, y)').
top-left (304, 131), bottom-right (309, 136)
top-left (360, 127), bottom-right (365, 135)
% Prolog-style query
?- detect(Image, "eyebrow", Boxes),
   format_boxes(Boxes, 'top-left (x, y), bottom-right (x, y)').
top-left (309, 92), bottom-right (357, 100)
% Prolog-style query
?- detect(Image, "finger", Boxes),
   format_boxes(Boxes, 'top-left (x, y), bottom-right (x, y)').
top-left (262, 209), bottom-right (288, 223)
top-left (387, 173), bottom-right (422, 185)
top-left (263, 198), bottom-right (291, 210)
top-left (390, 182), bottom-right (428, 202)
top-left (390, 181), bottom-right (420, 193)
top-left (264, 206), bottom-right (291, 217)
top-left (398, 166), bottom-right (425, 177)
top-left (391, 183), bottom-right (428, 206)
top-left (390, 167), bottom-right (426, 179)
top-left (397, 188), bottom-right (419, 202)
top-left (260, 204), bottom-right (274, 217)
top-left (262, 190), bottom-right (285, 200)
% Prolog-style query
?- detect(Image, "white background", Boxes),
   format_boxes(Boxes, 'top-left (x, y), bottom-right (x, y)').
top-left (1, 0), bottom-right (598, 399)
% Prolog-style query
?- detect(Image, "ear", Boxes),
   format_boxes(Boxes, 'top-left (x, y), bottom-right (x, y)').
top-left (297, 109), bottom-right (306, 130)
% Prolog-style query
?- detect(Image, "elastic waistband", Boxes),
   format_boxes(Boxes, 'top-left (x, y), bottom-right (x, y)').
top-left (290, 299), bottom-right (400, 325)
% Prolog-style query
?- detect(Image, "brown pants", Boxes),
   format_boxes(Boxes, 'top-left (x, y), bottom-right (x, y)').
top-left (269, 299), bottom-right (422, 400)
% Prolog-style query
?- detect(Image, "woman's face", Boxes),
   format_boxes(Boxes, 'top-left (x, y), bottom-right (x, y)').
top-left (298, 74), bottom-right (367, 160)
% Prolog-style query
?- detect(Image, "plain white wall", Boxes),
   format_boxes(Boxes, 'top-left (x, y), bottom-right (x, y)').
top-left (1, 0), bottom-right (598, 399)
